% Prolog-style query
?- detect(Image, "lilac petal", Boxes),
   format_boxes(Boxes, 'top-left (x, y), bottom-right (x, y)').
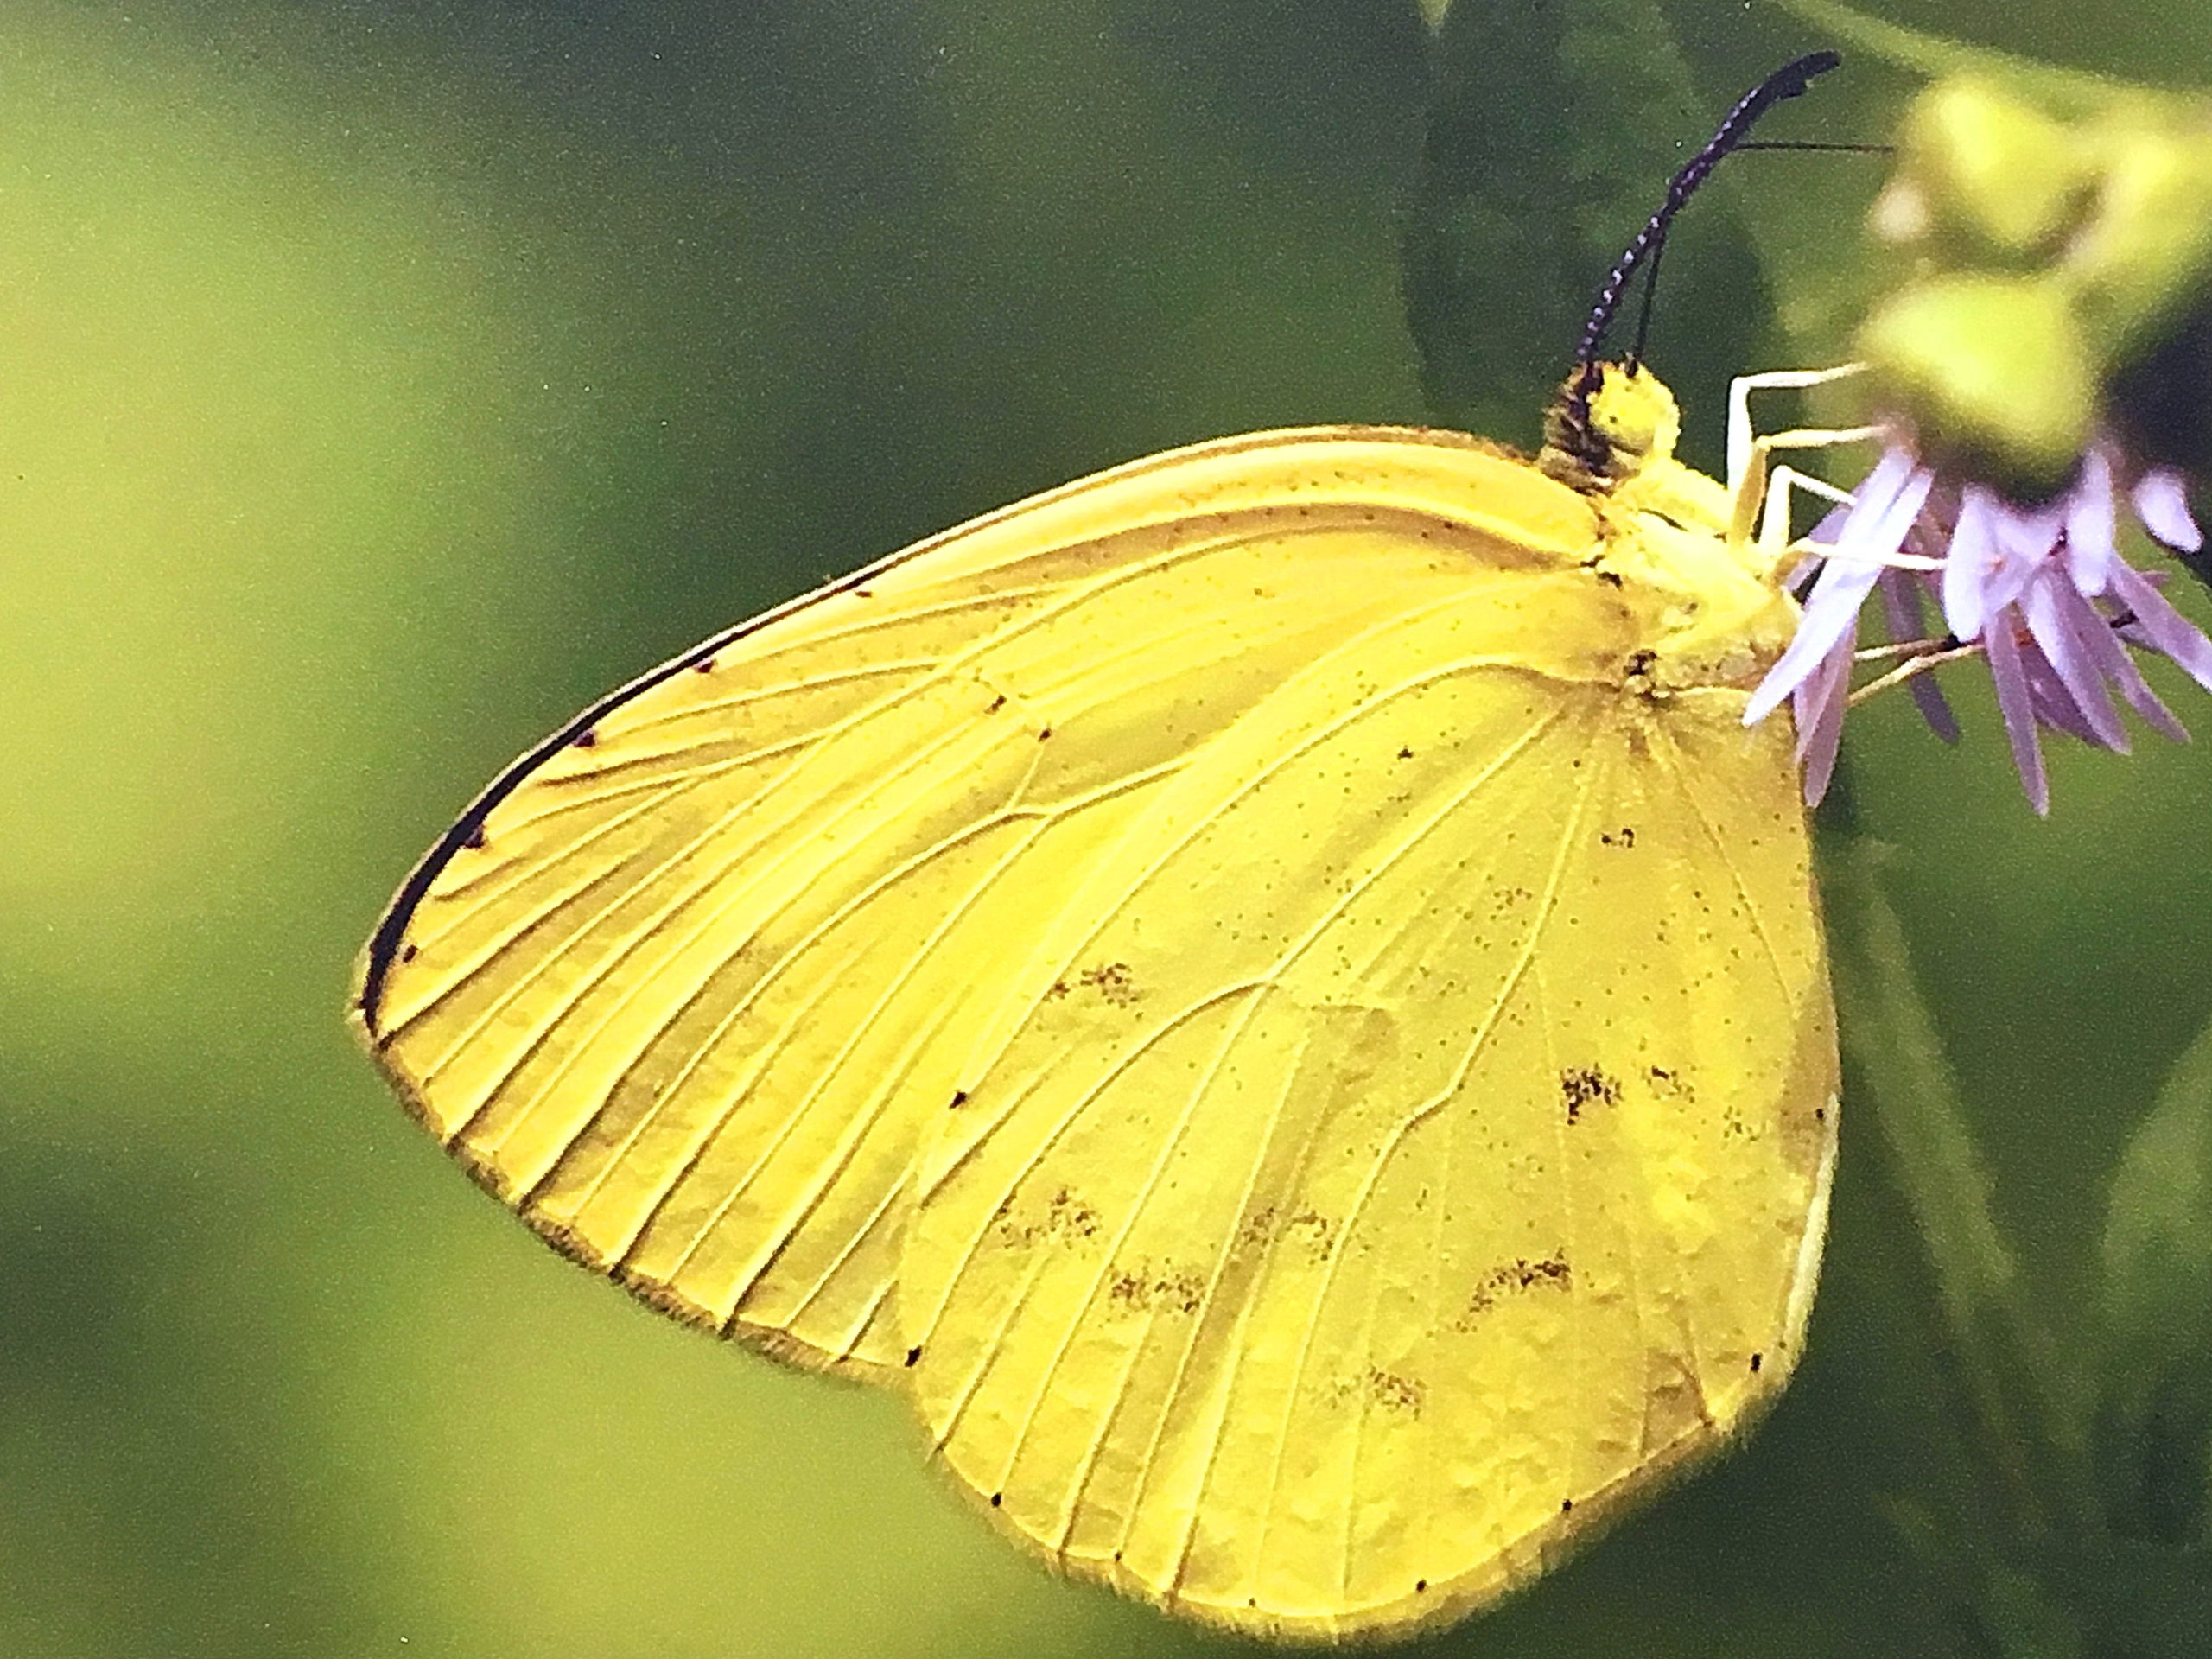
top-left (2133, 469), bottom-right (2204, 552)
top-left (2111, 568), bottom-right (2174, 650)
top-left (1985, 499), bottom-right (2063, 614)
top-left (2108, 562), bottom-right (2212, 694)
top-left (1839, 447), bottom-right (1921, 541)
top-left (1745, 462), bottom-right (1932, 726)
top-left (1872, 463), bottom-right (1938, 560)
top-left (2020, 572), bottom-right (2129, 749)
top-left (1942, 486), bottom-right (2002, 639)
top-left (1878, 565), bottom-right (1961, 742)
top-left (1983, 613), bottom-right (2050, 814)
top-left (2019, 633), bottom-right (2102, 745)
top-left (2062, 448), bottom-right (2118, 596)
top-left (1746, 558), bottom-right (1880, 725)
top-left (2055, 578), bottom-right (2190, 741)
top-left (1793, 620), bottom-right (1853, 805)
top-left (1907, 659), bottom-right (1961, 742)
top-left (1805, 500), bottom-right (1850, 546)
top-left (1875, 563), bottom-right (1921, 636)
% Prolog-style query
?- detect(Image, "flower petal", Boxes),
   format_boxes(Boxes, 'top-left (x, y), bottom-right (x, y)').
top-left (2133, 469), bottom-right (2204, 553)
top-left (2108, 562), bottom-right (2212, 695)
top-left (1983, 612), bottom-right (2050, 814)
top-left (1745, 558), bottom-right (1881, 725)
top-left (1942, 486), bottom-right (2001, 640)
top-left (2019, 632), bottom-right (2102, 746)
top-left (1745, 460), bottom-right (1930, 727)
top-left (2020, 571), bottom-right (2129, 750)
top-left (1878, 565), bottom-right (1961, 742)
top-left (2062, 448), bottom-right (2118, 596)
top-left (1984, 498), bottom-right (2062, 614)
top-left (1793, 618), bottom-right (1853, 806)
top-left (2056, 579), bottom-right (2190, 742)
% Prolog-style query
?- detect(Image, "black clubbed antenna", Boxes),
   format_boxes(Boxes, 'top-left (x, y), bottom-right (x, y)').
top-left (1574, 50), bottom-right (1842, 372)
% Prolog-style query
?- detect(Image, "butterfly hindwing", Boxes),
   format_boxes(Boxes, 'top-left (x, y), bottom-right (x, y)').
top-left (893, 645), bottom-right (1834, 1636)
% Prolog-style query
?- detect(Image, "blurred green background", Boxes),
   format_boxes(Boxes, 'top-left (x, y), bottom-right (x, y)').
top-left (3, 2), bottom-right (2210, 1655)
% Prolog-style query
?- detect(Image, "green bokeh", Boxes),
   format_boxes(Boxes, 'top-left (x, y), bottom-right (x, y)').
top-left (3, 3), bottom-right (2209, 1656)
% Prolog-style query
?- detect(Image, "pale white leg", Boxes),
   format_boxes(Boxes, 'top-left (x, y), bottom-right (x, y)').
top-left (1756, 464), bottom-right (1858, 575)
top-left (1725, 422), bottom-right (1885, 559)
top-left (1847, 640), bottom-right (1985, 707)
top-left (1726, 363), bottom-right (1871, 495)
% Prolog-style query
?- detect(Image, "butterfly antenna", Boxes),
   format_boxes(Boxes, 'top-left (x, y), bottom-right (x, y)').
top-left (1576, 49), bottom-right (1843, 373)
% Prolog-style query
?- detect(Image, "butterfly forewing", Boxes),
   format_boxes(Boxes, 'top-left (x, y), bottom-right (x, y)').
top-left (358, 427), bottom-right (1602, 1375)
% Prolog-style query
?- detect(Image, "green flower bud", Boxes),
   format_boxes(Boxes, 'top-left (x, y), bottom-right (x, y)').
top-left (1876, 78), bottom-right (2094, 264)
top-left (1859, 273), bottom-right (2096, 498)
top-left (2066, 117), bottom-right (2212, 361)
top-left (1858, 70), bottom-right (2212, 494)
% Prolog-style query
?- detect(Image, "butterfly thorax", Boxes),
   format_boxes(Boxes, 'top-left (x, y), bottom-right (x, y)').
top-left (1543, 361), bottom-right (1801, 692)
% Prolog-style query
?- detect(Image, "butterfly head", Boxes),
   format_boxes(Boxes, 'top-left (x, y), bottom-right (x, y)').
top-left (1539, 360), bottom-right (1684, 494)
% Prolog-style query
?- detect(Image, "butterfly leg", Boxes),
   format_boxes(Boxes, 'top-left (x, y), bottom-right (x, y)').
top-left (1724, 363), bottom-right (1868, 497)
top-left (1731, 430), bottom-right (1888, 582)
top-left (1754, 464), bottom-right (1856, 570)
top-left (1846, 637), bottom-right (1985, 706)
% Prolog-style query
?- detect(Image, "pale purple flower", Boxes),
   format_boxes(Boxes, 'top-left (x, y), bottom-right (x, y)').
top-left (1744, 439), bottom-right (2211, 813)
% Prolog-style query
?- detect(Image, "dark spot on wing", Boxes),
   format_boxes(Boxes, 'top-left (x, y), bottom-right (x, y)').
top-left (693, 656), bottom-right (716, 673)
top-left (1750, 1351), bottom-right (1764, 1374)
top-left (1047, 1188), bottom-right (1098, 1238)
top-left (399, 943), bottom-right (417, 963)
top-left (994, 1186), bottom-right (1101, 1249)
top-left (572, 728), bottom-right (597, 748)
top-left (1368, 1369), bottom-right (1427, 1416)
top-left (1282, 1208), bottom-right (1337, 1262)
top-left (1461, 1251), bottom-right (1573, 1325)
top-left (1107, 1261), bottom-right (1207, 1316)
top-left (1599, 825), bottom-right (1636, 848)
top-left (906, 1345), bottom-right (922, 1367)
top-left (1076, 963), bottom-right (1141, 1007)
top-left (462, 826), bottom-right (486, 851)
top-left (1560, 1065), bottom-right (1621, 1124)
top-left (950, 1089), bottom-right (969, 1109)
top-left (1490, 884), bottom-right (1534, 919)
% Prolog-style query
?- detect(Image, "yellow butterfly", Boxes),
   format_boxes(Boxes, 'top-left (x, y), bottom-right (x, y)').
top-left (355, 50), bottom-right (1863, 1639)
top-left (353, 347), bottom-right (1842, 1638)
